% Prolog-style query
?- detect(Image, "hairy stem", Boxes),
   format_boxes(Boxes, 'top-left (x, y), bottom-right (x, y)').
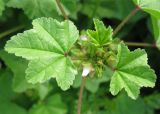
top-left (125, 42), bottom-right (156, 48)
top-left (0, 25), bottom-right (25, 40)
top-left (55, 0), bottom-right (68, 20)
top-left (77, 77), bottom-right (86, 114)
top-left (113, 6), bottom-right (140, 36)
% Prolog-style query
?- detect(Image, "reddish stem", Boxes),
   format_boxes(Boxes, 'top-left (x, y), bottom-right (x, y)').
top-left (77, 77), bottom-right (86, 114)
top-left (113, 6), bottom-right (140, 36)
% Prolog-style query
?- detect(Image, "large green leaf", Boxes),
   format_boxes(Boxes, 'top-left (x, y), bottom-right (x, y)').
top-left (0, 0), bottom-right (5, 16)
top-left (0, 50), bottom-right (34, 92)
top-left (7, 0), bottom-right (77, 19)
top-left (151, 16), bottom-right (160, 49)
top-left (133, 0), bottom-right (160, 18)
top-left (87, 19), bottom-right (113, 46)
top-left (29, 94), bottom-right (67, 114)
top-left (5, 17), bottom-right (79, 90)
top-left (26, 57), bottom-right (77, 90)
top-left (110, 43), bottom-right (156, 99)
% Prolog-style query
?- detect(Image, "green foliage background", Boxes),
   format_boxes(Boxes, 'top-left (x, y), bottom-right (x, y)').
top-left (0, 0), bottom-right (160, 114)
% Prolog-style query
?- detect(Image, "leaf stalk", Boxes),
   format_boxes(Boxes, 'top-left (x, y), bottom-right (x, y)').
top-left (77, 77), bottom-right (86, 114)
top-left (113, 6), bottom-right (140, 36)
top-left (0, 25), bottom-right (25, 40)
top-left (125, 42), bottom-right (156, 48)
top-left (55, 0), bottom-right (68, 20)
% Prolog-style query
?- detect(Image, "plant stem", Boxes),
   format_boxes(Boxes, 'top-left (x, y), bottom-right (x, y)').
top-left (125, 42), bottom-right (156, 48)
top-left (55, 1), bottom-right (86, 114)
top-left (55, 0), bottom-right (68, 20)
top-left (113, 6), bottom-right (140, 36)
top-left (77, 77), bottom-right (86, 114)
top-left (0, 25), bottom-right (25, 40)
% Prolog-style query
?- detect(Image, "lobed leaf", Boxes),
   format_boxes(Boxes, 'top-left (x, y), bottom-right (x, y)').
top-left (26, 57), bottom-right (77, 90)
top-left (110, 43), bottom-right (156, 99)
top-left (87, 19), bottom-right (113, 47)
top-left (5, 17), bottom-right (79, 90)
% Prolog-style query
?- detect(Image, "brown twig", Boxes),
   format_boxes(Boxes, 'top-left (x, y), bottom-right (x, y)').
top-left (125, 42), bottom-right (157, 48)
top-left (113, 6), bottom-right (140, 36)
top-left (77, 77), bottom-right (86, 114)
top-left (55, 0), bottom-right (68, 20)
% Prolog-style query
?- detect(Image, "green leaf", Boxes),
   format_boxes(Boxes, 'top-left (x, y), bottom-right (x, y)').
top-left (0, 100), bottom-right (27, 114)
top-left (0, 69), bottom-right (15, 101)
top-left (151, 16), bottom-right (160, 49)
top-left (0, 0), bottom-right (5, 16)
top-left (36, 83), bottom-right (53, 100)
top-left (7, 0), bottom-right (78, 19)
top-left (0, 50), bottom-right (34, 92)
top-left (81, 0), bottom-right (143, 22)
top-left (133, 0), bottom-right (160, 18)
top-left (87, 19), bottom-right (113, 46)
top-left (5, 17), bottom-right (79, 90)
top-left (106, 93), bottom-right (148, 114)
top-left (110, 43), bottom-right (156, 99)
top-left (26, 57), bottom-right (77, 90)
top-left (144, 93), bottom-right (160, 109)
top-left (29, 94), bottom-right (67, 114)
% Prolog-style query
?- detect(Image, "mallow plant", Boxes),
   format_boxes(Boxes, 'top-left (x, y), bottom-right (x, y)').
top-left (0, 0), bottom-right (160, 114)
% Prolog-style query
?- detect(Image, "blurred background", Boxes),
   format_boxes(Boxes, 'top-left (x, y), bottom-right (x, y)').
top-left (0, 0), bottom-right (160, 114)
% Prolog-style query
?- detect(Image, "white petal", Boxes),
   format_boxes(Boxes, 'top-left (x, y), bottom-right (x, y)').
top-left (82, 66), bottom-right (91, 77)
top-left (80, 35), bottom-right (88, 41)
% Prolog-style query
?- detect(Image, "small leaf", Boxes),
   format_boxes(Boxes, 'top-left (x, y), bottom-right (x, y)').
top-left (87, 19), bottom-right (113, 46)
top-left (110, 43), bottom-right (156, 99)
top-left (5, 17), bottom-right (79, 90)
top-left (133, 0), bottom-right (160, 18)
top-left (29, 94), bottom-right (67, 114)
